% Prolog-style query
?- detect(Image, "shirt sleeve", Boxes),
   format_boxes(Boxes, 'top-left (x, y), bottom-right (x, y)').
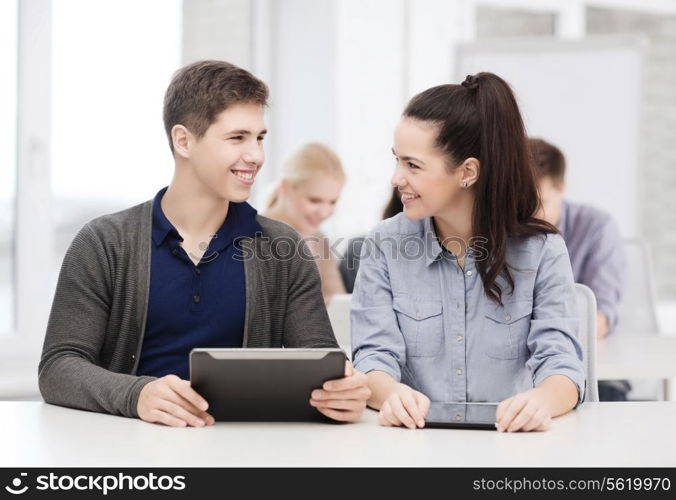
top-left (579, 217), bottom-right (626, 332)
top-left (526, 234), bottom-right (587, 405)
top-left (350, 233), bottom-right (406, 381)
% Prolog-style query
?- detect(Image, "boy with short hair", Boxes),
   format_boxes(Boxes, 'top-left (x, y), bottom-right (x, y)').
top-left (39, 60), bottom-right (370, 425)
top-left (530, 137), bottom-right (628, 401)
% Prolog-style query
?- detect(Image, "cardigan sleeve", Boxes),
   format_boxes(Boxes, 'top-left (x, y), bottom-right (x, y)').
top-left (281, 235), bottom-right (340, 350)
top-left (38, 223), bottom-right (156, 418)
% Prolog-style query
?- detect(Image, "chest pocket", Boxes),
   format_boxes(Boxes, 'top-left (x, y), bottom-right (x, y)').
top-left (392, 297), bottom-right (444, 357)
top-left (484, 299), bottom-right (533, 360)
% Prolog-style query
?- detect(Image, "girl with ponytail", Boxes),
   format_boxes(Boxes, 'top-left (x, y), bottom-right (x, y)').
top-left (351, 73), bottom-right (585, 432)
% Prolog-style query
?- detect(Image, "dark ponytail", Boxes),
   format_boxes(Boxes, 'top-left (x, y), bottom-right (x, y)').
top-left (403, 72), bottom-right (556, 305)
top-left (382, 186), bottom-right (404, 219)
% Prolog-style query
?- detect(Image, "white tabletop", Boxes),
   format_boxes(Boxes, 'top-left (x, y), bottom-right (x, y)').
top-left (597, 335), bottom-right (676, 380)
top-left (3, 401), bottom-right (675, 467)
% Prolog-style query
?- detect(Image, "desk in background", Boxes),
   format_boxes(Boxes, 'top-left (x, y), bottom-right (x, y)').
top-left (597, 335), bottom-right (676, 400)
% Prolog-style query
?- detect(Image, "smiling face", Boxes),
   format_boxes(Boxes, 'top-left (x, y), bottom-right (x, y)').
top-left (282, 175), bottom-right (344, 234)
top-left (177, 102), bottom-right (267, 202)
top-left (391, 117), bottom-right (465, 220)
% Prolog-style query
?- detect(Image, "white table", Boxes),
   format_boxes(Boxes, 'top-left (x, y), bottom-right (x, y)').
top-left (597, 335), bottom-right (676, 380)
top-left (3, 402), bottom-right (675, 467)
top-left (597, 335), bottom-right (676, 399)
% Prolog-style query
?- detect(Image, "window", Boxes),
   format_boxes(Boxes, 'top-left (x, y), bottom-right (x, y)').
top-left (51, 0), bottom-right (182, 262)
top-left (0, 0), bottom-right (18, 335)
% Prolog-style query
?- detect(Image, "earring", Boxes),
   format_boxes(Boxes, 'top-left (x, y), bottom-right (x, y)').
top-left (462, 181), bottom-right (469, 188)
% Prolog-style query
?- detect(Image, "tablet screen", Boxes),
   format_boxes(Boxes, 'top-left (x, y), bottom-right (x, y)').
top-left (425, 402), bottom-right (498, 430)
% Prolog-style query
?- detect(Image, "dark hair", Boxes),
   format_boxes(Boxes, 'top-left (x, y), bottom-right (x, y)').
top-left (163, 60), bottom-right (269, 155)
top-left (529, 137), bottom-right (566, 186)
top-left (403, 72), bottom-right (557, 305)
top-left (382, 186), bottom-right (404, 219)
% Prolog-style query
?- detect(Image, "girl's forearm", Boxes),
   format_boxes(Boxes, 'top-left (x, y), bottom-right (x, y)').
top-left (366, 370), bottom-right (400, 410)
top-left (534, 374), bottom-right (580, 417)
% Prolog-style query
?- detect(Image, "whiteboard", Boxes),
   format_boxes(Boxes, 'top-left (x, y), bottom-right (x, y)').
top-left (456, 36), bottom-right (646, 237)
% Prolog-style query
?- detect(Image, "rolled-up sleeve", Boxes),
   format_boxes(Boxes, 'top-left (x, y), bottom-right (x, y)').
top-left (350, 233), bottom-right (405, 381)
top-left (582, 218), bottom-right (625, 331)
top-left (526, 234), bottom-right (587, 404)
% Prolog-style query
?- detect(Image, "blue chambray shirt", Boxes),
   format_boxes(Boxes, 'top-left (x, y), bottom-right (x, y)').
top-left (351, 213), bottom-right (586, 404)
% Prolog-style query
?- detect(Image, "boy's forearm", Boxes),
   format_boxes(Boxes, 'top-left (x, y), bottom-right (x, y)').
top-left (596, 312), bottom-right (609, 339)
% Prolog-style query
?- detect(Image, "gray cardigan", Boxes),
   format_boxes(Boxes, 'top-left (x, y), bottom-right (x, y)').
top-left (38, 199), bottom-right (338, 418)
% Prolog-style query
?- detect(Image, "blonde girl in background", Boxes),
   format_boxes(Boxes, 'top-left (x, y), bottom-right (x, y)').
top-left (265, 143), bottom-right (346, 304)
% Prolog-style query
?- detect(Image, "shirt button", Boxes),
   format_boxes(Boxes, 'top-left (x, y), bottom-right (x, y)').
top-left (193, 295), bottom-right (201, 303)
top-left (195, 268), bottom-right (201, 275)
top-left (457, 335), bottom-right (463, 342)
top-left (455, 414), bottom-right (462, 421)
top-left (416, 312), bottom-right (421, 319)
top-left (456, 368), bottom-right (463, 376)
top-left (466, 270), bottom-right (473, 277)
top-left (505, 314), bottom-right (512, 322)
top-left (171, 249), bottom-right (178, 256)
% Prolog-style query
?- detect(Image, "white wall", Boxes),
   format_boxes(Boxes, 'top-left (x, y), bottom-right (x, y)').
top-left (182, 0), bottom-right (250, 67)
top-left (263, 0), bottom-right (337, 201)
top-left (257, 0), bottom-right (472, 240)
top-left (332, 0), bottom-right (408, 240)
top-left (456, 37), bottom-right (644, 238)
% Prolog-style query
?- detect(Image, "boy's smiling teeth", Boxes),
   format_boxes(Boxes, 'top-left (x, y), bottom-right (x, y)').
top-left (401, 193), bottom-right (420, 201)
top-left (232, 170), bottom-right (254, 180)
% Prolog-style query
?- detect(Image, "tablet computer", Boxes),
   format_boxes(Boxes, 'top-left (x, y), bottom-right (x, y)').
top-left (425, 402), bottom-right (498, 430)
top-left (189, 348), bottom-right (346, 422)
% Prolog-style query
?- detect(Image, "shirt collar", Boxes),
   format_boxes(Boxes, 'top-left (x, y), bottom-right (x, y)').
top-left (424, 217), bottom-right (444, 267)
top-left (207, 201), bottom-right (262, 254)
top-left (152, 187), bottom-right (179, 247)
top-left (423, 216), bottom-right (479, 268)
top-left (151, 187), bottom-right (263, 250)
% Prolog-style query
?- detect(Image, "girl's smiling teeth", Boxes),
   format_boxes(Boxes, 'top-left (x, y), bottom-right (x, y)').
top-left (401, 192), bottom-right (420, 203)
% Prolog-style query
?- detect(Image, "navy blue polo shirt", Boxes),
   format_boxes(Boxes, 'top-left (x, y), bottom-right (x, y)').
top-left (136, 187), bottom-right (262, 380)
